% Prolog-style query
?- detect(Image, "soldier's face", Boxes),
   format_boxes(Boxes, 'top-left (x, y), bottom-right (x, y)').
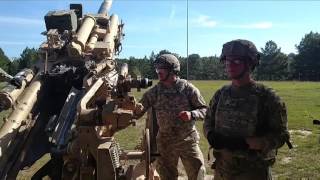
top-left (156, 68), bottom-right (170, 81)
top-left (224, 56), bottom-right (247, 79)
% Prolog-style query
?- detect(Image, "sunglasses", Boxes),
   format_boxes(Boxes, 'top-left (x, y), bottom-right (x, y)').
top-left (224, 58), bottom-right (245, 65)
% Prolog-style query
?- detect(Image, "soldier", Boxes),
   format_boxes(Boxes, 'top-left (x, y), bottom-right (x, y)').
top-left (203, 39), bottom-right (290, 180)
top-left (135, 53), bottom-right (207, 180)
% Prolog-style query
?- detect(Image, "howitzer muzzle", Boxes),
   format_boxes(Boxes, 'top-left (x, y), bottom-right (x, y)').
top-left (0, 69), bottom-right (34, 111)
top-left (98, 0), bottom-right (112, 15)
top-left (0, 75), bottom-right (42, 163)
top-left (118, 78), bottom-right (152, 93)
top-left (130, 78), bottom-right (153, 89)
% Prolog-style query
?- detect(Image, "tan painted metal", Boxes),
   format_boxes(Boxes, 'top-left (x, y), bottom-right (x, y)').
top-left (0, 69), bottom-right (34, 110)
top-left (68, 15), bottom-right (96, 57)
top-left (103, 14), bottom-right (119, 56)
top-left (0, 75), bottom-right (41, 157)
top-left (98, 0), bottom-right (113, 15)
top-left (0, 0), bottom-right (156, 179)
top-left (78, 78), bottom-right (104, 122)
top-left (86, 29), bottom-right (99, 51)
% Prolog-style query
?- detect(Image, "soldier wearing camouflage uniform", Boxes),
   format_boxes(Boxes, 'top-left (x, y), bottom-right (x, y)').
top-left (135, 54), bottom-right (207, 180)
top-left (203, 39), bottom-right (290, 180)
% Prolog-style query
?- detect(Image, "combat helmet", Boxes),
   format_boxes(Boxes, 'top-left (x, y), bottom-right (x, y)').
top-left (154, 54), bottom-right (180, 74)
top-left (220, 39), bottom-right (260, 69)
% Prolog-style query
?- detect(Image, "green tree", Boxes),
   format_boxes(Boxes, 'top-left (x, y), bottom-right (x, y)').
top-left (141, 55), bottom-right (155, 79)
top-left (179, 56), bottom-right (187, 79)
top-left (18, 47), bottom-right (38, 70)
top-left (291, 31), bottom-right (320, 80)
top-left (127, 56), bottom-right (141, 78)
top-left (255, 41), bottom-right (288, 80)
top-left (0, 48), bottom-right (11, 72)
top-left (147, 51), bottom-right (157, 79)
top-left (156, 50), bottom-right (172, 57)
top-left (202, 56), bottom-right (227, 80)
top-left (186, 54), bottom-right (201, 80)
top-left (7, 58), bottom-right (20, 75)
top-left (287, 53), bottom-right (296, 80)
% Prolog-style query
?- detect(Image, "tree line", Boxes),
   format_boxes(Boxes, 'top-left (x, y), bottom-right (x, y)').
top-left (0, 47), bottom-right (38, 76)
top-left (1, 31), bottom-right (320, 81)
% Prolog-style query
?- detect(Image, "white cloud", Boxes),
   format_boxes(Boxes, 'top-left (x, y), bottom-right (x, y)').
top-left (192, 15), bottom-right (217, 28)
top-left (0, 16), bottom-right (43, 26)
top-left (227, 22), bottom-right (273, 29)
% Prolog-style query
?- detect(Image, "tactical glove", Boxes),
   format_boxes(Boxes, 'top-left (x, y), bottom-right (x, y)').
top-left (207, 131), bottom-right (249, 151)
top-left (207, 131), bottom-right (225, 149)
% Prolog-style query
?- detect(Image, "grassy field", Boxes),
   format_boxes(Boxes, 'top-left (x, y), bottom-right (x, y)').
top-left (1, 81), bottom-right (320, 179)
top-left (115, 80), bottom-right (320, 179)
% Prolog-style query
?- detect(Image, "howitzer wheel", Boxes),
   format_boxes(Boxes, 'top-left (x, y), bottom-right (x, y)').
top-left (144, 128), bottom-right (151, 180)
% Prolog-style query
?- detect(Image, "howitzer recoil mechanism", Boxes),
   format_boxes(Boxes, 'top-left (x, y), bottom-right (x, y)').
top-left (0, 1), bottom-right (156, 179)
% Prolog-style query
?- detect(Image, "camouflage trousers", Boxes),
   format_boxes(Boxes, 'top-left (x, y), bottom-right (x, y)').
top-left (213, 150), bottom-right (272, 180)
top-left (155, 132), bottom-right (206, 180)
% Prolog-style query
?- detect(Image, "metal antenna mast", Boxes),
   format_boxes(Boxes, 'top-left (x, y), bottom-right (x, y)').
top-left (186, 0), bottom-right (189, 80)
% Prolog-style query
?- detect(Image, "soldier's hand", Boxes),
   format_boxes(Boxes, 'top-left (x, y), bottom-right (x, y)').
top-left (134, 103), bottom-right (144, 113)
top-left (207, 131), bottom-right (249, 150)
top-left (245, 137), bottom-right (267, 150)
top-left (178, 111), bottom-right (192, 121)
top-left (133, 103), bottom-right (144, 119)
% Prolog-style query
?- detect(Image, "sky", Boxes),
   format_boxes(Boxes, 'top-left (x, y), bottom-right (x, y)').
top-left (1, 0), bottom-right (320, 60)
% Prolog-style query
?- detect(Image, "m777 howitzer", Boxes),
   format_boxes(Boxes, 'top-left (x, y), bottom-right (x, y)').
top-left (0, 1), bottom-right (157, 179)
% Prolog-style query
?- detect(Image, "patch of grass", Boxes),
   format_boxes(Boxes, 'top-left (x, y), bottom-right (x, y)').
top-left (1, 81), bottom-right (320, 178)
top-left (116, 80), bottom-right (320, 178)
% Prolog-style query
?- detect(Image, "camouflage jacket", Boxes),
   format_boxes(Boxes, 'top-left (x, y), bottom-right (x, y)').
top-left (137, 78), bottom-right (207, 139)
top-left (204, 82), bottom-right (289, 160)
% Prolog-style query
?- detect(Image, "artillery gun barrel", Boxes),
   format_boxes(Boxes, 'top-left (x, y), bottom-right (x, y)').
top-left (86, 30), bottom-right (99, 51)
top-left (0, 84), bottom-right (25, 110)
top-left (0, 69), bottom-right (34, 111)
top-left (0, 75), bottom-right (42, 156)
top-left (68, 15), bottom-right (96, 57)
top-left (120, 151), bottom-right (144, 160)
top-left (103, 14), bottom-right (119, 57)
top-left (0, 0), bottom-right (156, 179)
top-left (69, 0), bottom-right (114, 57)
top-left (98, 0), bottom-right (113, 15)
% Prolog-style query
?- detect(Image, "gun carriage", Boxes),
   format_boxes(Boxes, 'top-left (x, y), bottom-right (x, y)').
top-left (0, 1), bottom-right (156, 179)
